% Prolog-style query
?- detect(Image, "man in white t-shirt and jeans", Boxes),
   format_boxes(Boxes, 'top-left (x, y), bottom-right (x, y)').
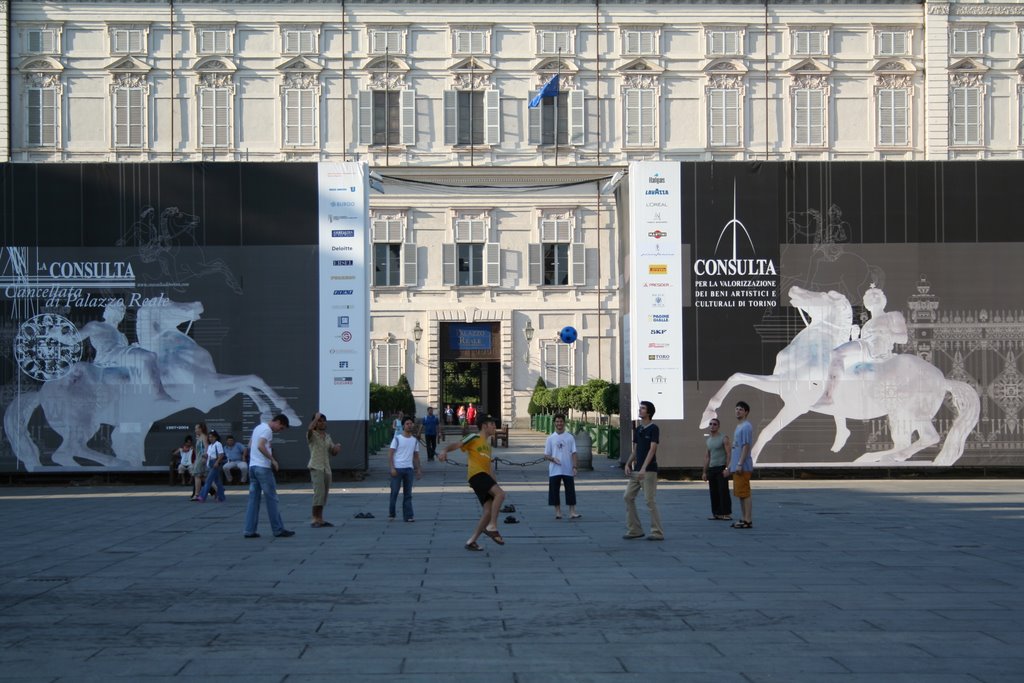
top-left (544, 414), bottom-right (580, 520)
top-left (243, 414), bottom-right (294, 538)
top-left (388, 416), bottom-right (422, 522)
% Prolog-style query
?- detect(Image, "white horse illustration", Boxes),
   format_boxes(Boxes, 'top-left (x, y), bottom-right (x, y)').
top-left (700, 286), bottom-right (980, 465)
top-left (4, 300), bottom-right (300, 470)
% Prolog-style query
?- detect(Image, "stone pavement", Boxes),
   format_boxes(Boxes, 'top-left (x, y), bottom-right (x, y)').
top-left (1, 428), bottom-right (1022, 682)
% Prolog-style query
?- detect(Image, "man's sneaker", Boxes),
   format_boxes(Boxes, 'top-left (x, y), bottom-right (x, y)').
top-left (243, 533), bottom-right (260, 538)
top-left (274, 530), bottom-right (296, 537)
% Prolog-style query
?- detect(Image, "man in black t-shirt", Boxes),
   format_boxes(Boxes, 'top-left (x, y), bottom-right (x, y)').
top-left (623, 400), bottom-right (664, 541)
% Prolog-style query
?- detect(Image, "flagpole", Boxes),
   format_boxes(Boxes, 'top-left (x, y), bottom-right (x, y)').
top-left (554, 49), bottom-right (561, 166)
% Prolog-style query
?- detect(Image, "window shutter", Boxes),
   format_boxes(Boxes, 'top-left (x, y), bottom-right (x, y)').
top-left (199, 88), bottom-right (211, 145)
top-left (568, 89), bottom-right (585, 145)
top-left (400, 89), bottom-right (415, 145)
top-left (442, 243), bottom-right (456, 285)
top-left (485, 242), bottom-right (501, 286)
top-left (301, 89), bottom-right (315, 145)
top-left (570, 242), bottom-right (586, 286)
top-left (27, 89), bottom-right (41, 145)
top-left (879, 89), bottom-right (893, 145)
top-left (285, 31), bottom-right (298, 53)
top-left (892, 90), bottom-right (907, 145)
top-left (624, 31), bottom-right (638, 55)
top-left (215, 89), bottom-right (229, 146)
top-left (624, 89), bottom-right (639, 145)
top-left (810, 90), bottom-right (823, 145)
top-left (443, 90), bottom-right (457, 145)
top-left (484, 89), bottom-right (500, 145)
top-left (402, 243), bottom-right (417, 286)
top-left (967, 31), bottom-right (980, 54)
top-left (113, 88), bottom-right (126, 145)
top-left (640, 89), bottom-right (655, 146)
top-left (640, 31), bottom-right (654, 54)
top-left (129, 88), bottom-right (143, 146)
top-left (358, 90), bottom-right (373, 145)
top-left (528, 101), bottom-right (542, 145)
top-left (528, 243), bottom-right (542, 285)
top-left (724, 90), bottom-right (738, 145)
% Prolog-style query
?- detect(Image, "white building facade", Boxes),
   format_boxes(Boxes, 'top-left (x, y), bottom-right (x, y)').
top-left (6, 0), bottom-right (1024, 423)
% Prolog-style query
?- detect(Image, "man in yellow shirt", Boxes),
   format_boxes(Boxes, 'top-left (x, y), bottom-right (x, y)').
top-left (439, 416), bottom-right (507, 551)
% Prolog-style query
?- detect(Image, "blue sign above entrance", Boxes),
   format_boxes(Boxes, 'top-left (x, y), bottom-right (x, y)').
top-left (449, 324), bottom-right (492, 351)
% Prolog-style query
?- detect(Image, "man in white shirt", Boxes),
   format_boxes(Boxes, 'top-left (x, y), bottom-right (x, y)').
top-left (544, 414), bottom-right (580, 520)
top-left (243, 414), bottom-right (294, 538)
top-left (388, 416), bottom-right (422, 522)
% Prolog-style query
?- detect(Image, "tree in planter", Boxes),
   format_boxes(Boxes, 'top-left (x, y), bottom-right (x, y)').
top-left (592, 383), bottom-right (620, 420)
top-left (561, 385), bottom-right (584, 422)
top-left (527, 377), bottom-right (548, 416)
top-left (395, 374), bottom-right (416, 418)
top-left (580, 379), bottom-right (610, 422)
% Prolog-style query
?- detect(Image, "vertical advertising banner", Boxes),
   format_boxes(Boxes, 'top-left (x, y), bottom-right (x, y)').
top-left (318, 163), bottom-right (370, 420)
top-left (629, 162), bottom-right (684, 420)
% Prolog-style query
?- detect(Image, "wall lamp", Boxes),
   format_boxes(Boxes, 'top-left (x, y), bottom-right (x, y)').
top-left (413, 321), bottom-right (423, 342)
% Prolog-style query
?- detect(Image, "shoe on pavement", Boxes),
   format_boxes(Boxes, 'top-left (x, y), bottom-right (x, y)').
top-left (274, 530), bottom-right (296, 537)
top-left (622, 533), bottom-right (645, 540)
top-left (243, 533), bottom-right (260, 538)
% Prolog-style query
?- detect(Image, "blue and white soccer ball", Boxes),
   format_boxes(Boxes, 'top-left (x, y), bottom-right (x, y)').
top-left (559, 326), bottom-right (578, 344)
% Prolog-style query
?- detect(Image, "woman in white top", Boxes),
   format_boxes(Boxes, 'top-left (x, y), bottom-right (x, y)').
top-left (191, 423), bottom-right (209, 501)
top-left (197, 430), bottom-right (227, 502)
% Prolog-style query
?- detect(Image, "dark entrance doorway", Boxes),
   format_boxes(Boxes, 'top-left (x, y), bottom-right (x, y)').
top-left (439, 322), bottom-right (502, 426)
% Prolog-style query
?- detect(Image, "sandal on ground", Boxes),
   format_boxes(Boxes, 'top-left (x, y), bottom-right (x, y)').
top-left (464, 542), bottom-right (484, 551)
top-left (570, 514), bottom-right (582, 519)
top-left (483, 528), bottom-right (505, 545)
top-left (500, 504), bottom-right (516, 513)
top-left (504, 516), bottom-right (519, 524)
top-left (730, 521), bottom-right (752, 529)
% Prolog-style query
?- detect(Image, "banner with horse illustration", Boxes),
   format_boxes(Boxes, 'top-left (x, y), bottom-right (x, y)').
top-left (629, 161), bottom-right (1022, 468)
top-left (0, 163), bottom-right (369, 473)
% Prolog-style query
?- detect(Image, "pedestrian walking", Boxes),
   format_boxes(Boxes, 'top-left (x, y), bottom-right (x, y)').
top-left (421, 407), bottom-right (440, 461)
top-left (703, 418), bottom-right (732, 520)
top-left (544, 414), bottom-right (580, 520)
top-left (726, 401), bottom-right (755, 529)
top-left (307, 411), bottom-right (342, 528)
top-left (243, 414), bottom-right (294, 538)
top-left (196, 430), bottom-right (226, 502)
top-left (623, 400), bottom-right (664, 541)
top-left (388, 416), bottom-right (422, 522)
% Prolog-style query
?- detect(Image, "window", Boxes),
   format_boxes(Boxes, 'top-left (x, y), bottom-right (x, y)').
top-left (624, 88), bottom-right (656, 146)
top-left (538, 29), bottom-right (572, 55)
top-left (707, 30), bottom-right (741, 56)
top-left (26, 28), bottom-right (58, 54)
top-left (951, 86), bottom-right (981, 145)
top-left (876, 30), bottom-right (908, 57)
top-left (443, 89), bottom-right (500, 146)
top-left (709, 88), bottom-right (740, 147)
top-left (284, 88), bottom-right (317, 146)
top-left (622, 28), bottom-right (657, 56)
top-left (111, 28), bottom-right (145, 55)
top-left (197, 29), bottom-right (230, 55)
top-left (878, 88), bottom-right (908, 146)
top-left (373, 341), bottom-right (402, 385)
top-left (370, 29), bottom-right (403, 55)
top-left (358, 90), bottom-right (415, 145)
top-left (528, 212), bottom-right (585, 287)
top-left (27, 87), bottom-right (58, 146)
top-left (198, 86), bottom-right (230, 147)
top-left (793, 30), bottom-right (825, 56)
top-left (951, 28), bottom-right (982, 56)
top-left (113, 84), bottom-right (144, 147)
top-left (443, 212), bottom-right (499, 287)
top-left (371, 213), bottom-right (415, 286)
top-left (542, 341), bottom-right (573, 387)
top-left (794, 88), bottom-right (825, 146)
top-left (528, 90), bottom-right (585, 146)
top-left (283, 28), bottom-right (317, 55)
top-left (453, 29), bottom-right (487, 55)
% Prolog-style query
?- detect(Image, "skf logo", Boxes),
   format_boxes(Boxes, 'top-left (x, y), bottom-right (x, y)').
top-left (650, 329), bottom-right (667, 335)
top-left (648, 264), bottom-right (668, 275)
top-left (648, 230), bottom-right (668, 240)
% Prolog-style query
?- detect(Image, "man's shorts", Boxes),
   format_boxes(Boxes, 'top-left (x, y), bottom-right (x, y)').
top-left (469, 472), bottom-right (498, 504)
top-left (732, 471), bottom-right (752, 499)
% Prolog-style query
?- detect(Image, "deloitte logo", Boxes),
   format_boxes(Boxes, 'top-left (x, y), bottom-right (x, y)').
top-left (693, 183), bottom-right (777, 277)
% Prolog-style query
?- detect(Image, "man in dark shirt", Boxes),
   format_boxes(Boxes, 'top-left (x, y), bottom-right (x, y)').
top-left (421, 407), bottom-right (440, 461)
top-left (623, 400), bottom-right (664, 541)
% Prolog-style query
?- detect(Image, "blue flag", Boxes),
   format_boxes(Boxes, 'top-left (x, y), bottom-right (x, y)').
top-left (528, 75), bottom-right (560, 109)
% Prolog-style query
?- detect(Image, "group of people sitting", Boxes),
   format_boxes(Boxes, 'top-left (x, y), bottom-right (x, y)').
top-left (170, 423), bottom-right (249, 501)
